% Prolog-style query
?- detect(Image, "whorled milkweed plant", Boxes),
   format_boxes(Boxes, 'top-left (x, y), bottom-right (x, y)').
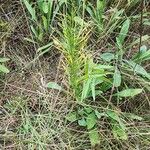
top-left (54, 14), bottom-right (91, 100)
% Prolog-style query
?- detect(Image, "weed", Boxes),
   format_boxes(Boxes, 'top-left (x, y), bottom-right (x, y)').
top-left (1, 0), bottom-right (150, 149)
top-left (0, 58), bottom-right (9, 74)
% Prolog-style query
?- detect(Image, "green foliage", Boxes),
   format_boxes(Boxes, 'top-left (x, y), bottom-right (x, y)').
top-left (89, 129), bottom-right (100, 146)
top-left (100, 53), bottom-right (115, 62)
top-left (116, 18), bottom-right (130, 61)
top-left (5, 0), bottom-right (149, 149)
top-left (115, 88), bottom-right (143, 98)
top-left (46, 82), bottom-right (62, 91)
top-left (86, 0), bottom-right (105, 32)
top-left (66, 112), bottom-right (77, 122)
top-left (23, 0), bottom-right (63, 42)
top-left (0, 57), bottom-right (9, 73)
top-left (113, 67), bottom-right (121, 87)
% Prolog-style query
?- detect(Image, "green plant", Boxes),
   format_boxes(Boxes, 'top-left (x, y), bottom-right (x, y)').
top-left (86, 0), bottom-right (105, 32)
top-left (54, 12), bottom-right (90, 99)
top-left (101, 18), bottom-right (150, 88)
top-left (63, 16), bottom-right (149, 147)
top-left (86, 0), bottom-right (127, 37)
top-left (1, 0), bottom-right (150, 149)
top-left (22, 0), bottom-right (63, 42)
top-left (0, 57), bottom-right (9, 73)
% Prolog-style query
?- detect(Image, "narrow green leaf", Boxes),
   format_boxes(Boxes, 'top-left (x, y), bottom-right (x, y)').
top-left (94, 64), bottom-right (114, 70)
top-left (113, 67), bottom-right (121, 87)
top-left (0, 58), bottom-right (9, 63)
top-left (91, 79), bottom-right (96, 101)
top-left (0, 64), bottom-right (9, 73)
top-left (30, 25), bottom-right (38, 38)
top-left (125, 113), bottom-right (143, 121)
top-left (81, 78), bottom-right (92, 101)
top-left (108, 111), bottom-right (126, 131)
top-left (133, 49), bottom-right (150, 63)
top-left (37, 42), bottom-right (53, 52)
top-left (116, 89), bottom-right (143, 97)
top-left (42, 15), bottom-right (48, 30)
top-left (89, 129), bottom-right (100, 146)
top-left (24, 37), bottom-right (37, 44)
top-left (86, 5), bottom-right (94, 19)
top-left (46, 82), bottom-right (62, 91)
top-left (23, 0), bottom-right (36, 21)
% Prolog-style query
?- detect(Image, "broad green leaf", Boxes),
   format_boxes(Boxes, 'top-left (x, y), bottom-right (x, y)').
top-left (113, 67), bottom-right (121, 87)
top-left (86, 112), bottom-right (97, 129)
top-left (0, 58), bottom-right (9, 63)
top-left (112, 124), bottom-right (127, 140)
top-left (118, 19), bottom-right (130, 45)
top-left (46, 82), bottom-right (62, 90)
top-left (108, 111), bottom-right (126, 131)
top-left (144, 20), bottom-right (150, 26)
top-left (134, 64), bottom-right (150, 79)
top-left (100, 53), bottom-right (115, 62)
top-left (89, 128), bottom-right (100, 146)
top-left (78, 118), bottom-right (87, 127)
top-left (126, 60), bottom-right (150, 79)
top-left (140, 45), bottom-right (147, 53)
top-left (0, 64), bottom-right (9, 73)
top-left (107, 110), bottom-right (120, 122)
top-left (95, 110), bottom-right (106, 119)
top-left (97, 0), bottom-right (105, 11)
top-left (42, 2), bottom-right (49, 14)
top-left (116, 89), bottom-right (143, 97)
top-left (74, 16), bottom-right (86, 26)
top-left (84, 107), bottom-right (93, 114)
top-left (66, 112), bottom-right (77, 122)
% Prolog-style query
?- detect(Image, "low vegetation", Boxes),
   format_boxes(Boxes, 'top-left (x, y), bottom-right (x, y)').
top-left (0, 0), bottom-right (150, 149)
